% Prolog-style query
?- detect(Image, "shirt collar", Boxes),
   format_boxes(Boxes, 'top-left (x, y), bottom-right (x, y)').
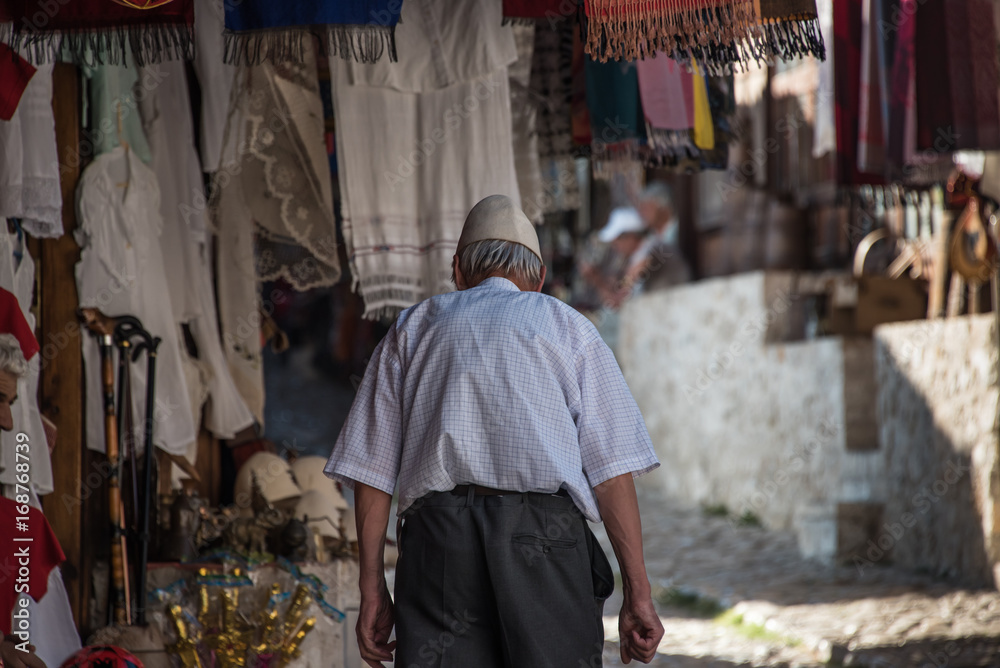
top-left (476, 276), bottom-right (520, 292)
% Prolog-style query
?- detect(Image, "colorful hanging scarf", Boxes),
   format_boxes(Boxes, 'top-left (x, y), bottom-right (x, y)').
top-left (915, 0), bottom-right (1000, 152)
top-left (0, 0), bottom-right (193, 66)
top-left (503, 0), bottom-right (574, 20)
top-left (886, 0), bottom-right (916, 168)
top-left (834, 0), bottom-right (883, 185)
top-left (0, 43), bottom-right (35, 121)
top-left (583, 0), bottom-right (824, 71)
top-left (755, 0), bottom-right (826, 62)
top-left (529, 18), bottom-right (581, 213)
top-left (223, 0), bottom-right (401, 65)
top-left (857, 0), bottom-right (885, 173)
top-left (585, 56), bottom-right (644, 169)
top-left (636, 54), bottom-right (697, 165)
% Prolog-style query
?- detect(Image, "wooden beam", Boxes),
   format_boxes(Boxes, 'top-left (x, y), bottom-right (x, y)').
top-left (39, 62), bottom-right (88, 633)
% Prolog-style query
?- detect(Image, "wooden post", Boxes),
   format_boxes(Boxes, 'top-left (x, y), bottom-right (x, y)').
top-left (38, 62), bottom-right (89, 632)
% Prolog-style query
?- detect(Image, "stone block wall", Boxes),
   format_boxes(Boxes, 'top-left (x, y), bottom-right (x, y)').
top-left (618, 272), bottom-right (884, 546)
top-left (874, 315), bottom-right (1000, 585)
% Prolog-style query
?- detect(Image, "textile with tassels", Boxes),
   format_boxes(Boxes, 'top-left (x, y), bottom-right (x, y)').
top-left (223, 0), bottom-right (402, 66)
top-left (0, 0), bottom-right (193, 66)
top-left (583, 0), bottom-right (824, 71)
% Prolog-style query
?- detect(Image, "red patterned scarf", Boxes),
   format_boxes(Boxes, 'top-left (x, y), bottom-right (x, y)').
top-left (0, 0), bottom-right (193, 66)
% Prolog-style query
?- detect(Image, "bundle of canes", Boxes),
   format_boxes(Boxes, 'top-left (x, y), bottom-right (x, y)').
top-left (79, 308), bottom-right (132, 625)
top-left (80, 308), bottom-right (162, 626)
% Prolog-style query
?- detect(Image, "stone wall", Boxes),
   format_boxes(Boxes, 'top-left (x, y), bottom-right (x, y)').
top-left (618, 272), bottom-right (884, 542)
top-left (874, 315), bottom-right (1000, 585)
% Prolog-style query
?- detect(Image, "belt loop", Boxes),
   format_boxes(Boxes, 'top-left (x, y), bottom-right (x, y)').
top-left (466, 484), bottom-right (475, 507)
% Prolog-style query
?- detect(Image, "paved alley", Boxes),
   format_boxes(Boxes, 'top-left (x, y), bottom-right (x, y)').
top-left (595, 489), bottom-right (1000, 667)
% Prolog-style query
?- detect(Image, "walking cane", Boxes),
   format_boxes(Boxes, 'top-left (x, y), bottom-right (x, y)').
top-left (115, 316), bottom-right (161, 627)
top-left (79, 308), bottom-right (131, 625)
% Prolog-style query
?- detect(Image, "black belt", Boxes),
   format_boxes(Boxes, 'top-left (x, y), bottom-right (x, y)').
top-left (450, 485), bottom-right (569, 497)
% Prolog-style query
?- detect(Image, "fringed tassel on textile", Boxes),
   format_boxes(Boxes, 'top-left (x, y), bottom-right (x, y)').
top-left (645, 127), bottom-right (699, 166)
top-left (6, 22), bottom-right (193, 66)
top-left (759, 16), bottom-right (825, 61)
top-left (223, 29), bottom-right (308, 66)
top-left (327, 25), bottom-right (398, 64)
top-left (584, 0), bottom-right (762, 64)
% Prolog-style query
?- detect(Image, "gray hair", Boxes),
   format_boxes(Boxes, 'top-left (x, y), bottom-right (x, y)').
top-left (639, 182), bottom-right (673, 209)
top-left (453, 239), bottom-right (543, 288)
top-left (0, 334), bottom-right (28, 379)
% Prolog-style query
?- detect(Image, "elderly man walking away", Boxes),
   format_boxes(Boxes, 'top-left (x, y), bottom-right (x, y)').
top-left (326, 195), bottom-right (664, 667)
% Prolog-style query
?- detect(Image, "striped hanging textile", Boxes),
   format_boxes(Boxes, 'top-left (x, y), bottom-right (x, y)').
top-left (223, 0), bottom-right (402, 65)
top-left (0, 0), bottom-right (193, 65)
top-left (584, 0), bottom-right (824, 71)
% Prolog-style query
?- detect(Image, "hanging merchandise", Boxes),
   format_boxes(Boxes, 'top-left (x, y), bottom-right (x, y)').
top-left (223, 0), bottom-right (402, 66)
top-left (215, 176), bottom-right (266, 427)
top-left (0, 63), bottom-right (62, 239)
top-left (0, 43), bottom-right (35, 121)
top-left (834, 0), bottom-right (883, 185)
top-left (755, 0), bottom-right (827, 63)
top-left (510, 24), bottom-right (545, 223)
top-left (915, 0), bottom-right (1000, 152)
top-left (691, 62), bottom-right (715, 152)
top-left (582, 0), bottom-right (824, 72)
top-left (857, 0), bottom-right (885, 174)
top-left (192, 0), bottom-right (236, 172)
top-left (0, 237), bottom-right (54, 500)
top-left (529, 18), bottom-right (581, 214)
top-left (585, 56), bottom-right (644, 176)
top-left (812, 0), bottom-right (836, 157)
top-left (886, 0), bottom-right (917, 168)
top-left (0, 0), bottom-right (193, 66)
top-left (75, 145), bottom-right (198, 456)
top-left (332, 0), bottom-right (521, 318)
top-left (138, 60), bottom-right (255, 440)
top-left (636, 52), bottom-right (697, 166)
top-left (503, 0), bottom-right (572, 20)
top-left (223, 45), bottom-right (342, 292)
top-left (82, 52), bottom-right (153, 163)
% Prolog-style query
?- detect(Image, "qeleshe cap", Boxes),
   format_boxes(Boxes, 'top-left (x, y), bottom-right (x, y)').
top-left (457, 195), bottom-right (541, 260)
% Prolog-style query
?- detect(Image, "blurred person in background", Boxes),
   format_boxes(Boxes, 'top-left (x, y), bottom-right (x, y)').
top-left (628, 182), bottom-right (691, 291)
top-left (579, 207), bottom-right (648, 311)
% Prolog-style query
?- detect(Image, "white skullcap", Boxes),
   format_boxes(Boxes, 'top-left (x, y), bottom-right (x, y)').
top-left (598, 207), bottom-right (645, 242)
top-left (457, 195), bottom-right (541, 260)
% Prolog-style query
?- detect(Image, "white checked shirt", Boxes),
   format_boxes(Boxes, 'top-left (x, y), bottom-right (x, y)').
top-left (324, 277), bottom-right (659, 521)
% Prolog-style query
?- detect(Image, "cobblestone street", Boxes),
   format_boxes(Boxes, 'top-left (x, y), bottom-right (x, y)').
top-left (595, 489), bottom-right (1000, 667)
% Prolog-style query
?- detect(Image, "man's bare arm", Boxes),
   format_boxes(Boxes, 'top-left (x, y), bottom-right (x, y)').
top-left (354, 483), bottom-right (396, 667)
top-left (594, 473), bottom-right (664, 664)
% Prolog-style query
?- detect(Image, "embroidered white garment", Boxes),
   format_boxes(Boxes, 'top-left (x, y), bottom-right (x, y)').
top-left (139, 61), bottom-right (255, 439)
top-left (75, 145), bottom-right (197, 455)
top-left (193, 0), bottom-right (236, 172)
top-left (345, 0), bottom-right (516, 93)
top-left (0, 230), bottom-right (54, 495)
top-left (0, 64), bottom-right (63, 239)
top-left (332, 3), bottom-right (521, 318)
top-left (215, 174), bottom-right (266, 426)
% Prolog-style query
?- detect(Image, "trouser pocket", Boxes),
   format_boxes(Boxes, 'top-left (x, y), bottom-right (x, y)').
top-left (587, 528), bottom-right (615, 601)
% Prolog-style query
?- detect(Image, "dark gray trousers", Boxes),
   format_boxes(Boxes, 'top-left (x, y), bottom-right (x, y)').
top-left (394, 488), bottom-right (614, 667)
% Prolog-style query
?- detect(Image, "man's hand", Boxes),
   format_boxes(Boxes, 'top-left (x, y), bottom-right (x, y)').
top-left (354, 483), bottom-right (396, 667)
top-left (594, 474), bottom-right (665, 664)
top-left (618, 593), bottom-right (663, 664)
top-left (1, 641), bottom-right (47, 668)
top-left (358, 582), bottom-right (396, 667)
